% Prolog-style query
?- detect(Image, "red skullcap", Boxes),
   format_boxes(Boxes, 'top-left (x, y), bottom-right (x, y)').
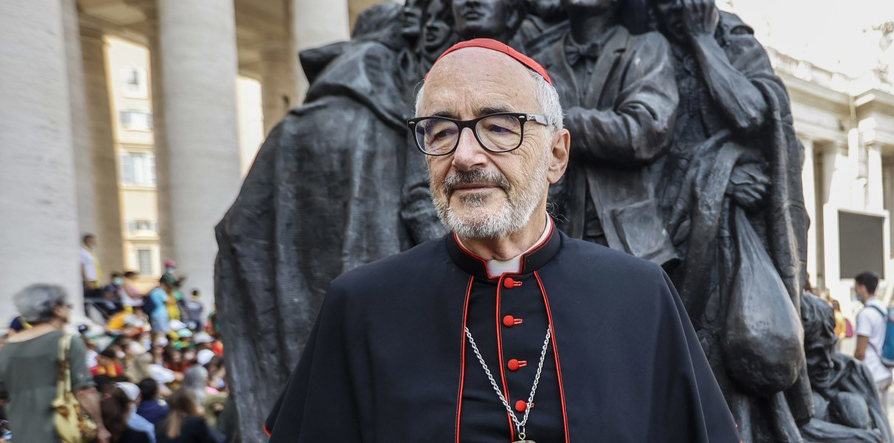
top-left (426, 38), bottom-right (552, 85)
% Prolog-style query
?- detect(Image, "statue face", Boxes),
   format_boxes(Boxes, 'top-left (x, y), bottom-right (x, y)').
top-left (805, 324), bottom-right (836, 387)
top-left (402, 0), bottom-right (427, 39)
top-left (453, 0), bottom-right (519, 40)
top-left (421, 1), bottom-right (455, 60)
top-left (561, 0), bottom-right (618, 15)
top-left (653, 0), bottom-right (686, 42)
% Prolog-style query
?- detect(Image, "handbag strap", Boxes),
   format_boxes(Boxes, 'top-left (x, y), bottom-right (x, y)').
top-left (55, 334), bottom-right (73, 402)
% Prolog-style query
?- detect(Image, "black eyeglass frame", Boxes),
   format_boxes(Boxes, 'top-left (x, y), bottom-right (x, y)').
top-left (406, 112), bottom-right (550, 156)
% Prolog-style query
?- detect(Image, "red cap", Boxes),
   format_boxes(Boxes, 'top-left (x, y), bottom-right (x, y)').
top-left (426, 38), bottom-right (552, 86)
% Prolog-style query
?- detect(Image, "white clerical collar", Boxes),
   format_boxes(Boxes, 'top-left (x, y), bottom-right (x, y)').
top-left (456, 214), bottom-right (552, 279)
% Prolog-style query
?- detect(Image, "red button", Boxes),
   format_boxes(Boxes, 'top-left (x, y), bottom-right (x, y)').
top-left (508, 359), bottom-right (527, 371)
top-left (503, 315), bottom-right (523, 327)
top-left (515, 400), bottom-right (528, 412)
top-left (503, 277), bottom-right (522, 288)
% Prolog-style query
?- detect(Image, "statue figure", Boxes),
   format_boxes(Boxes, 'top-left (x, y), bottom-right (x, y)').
top-left (214, 1), bottom-right (865, 441)
top-left (531, 0), bottom-right (680, 267)
top-left (452, 0), bottom-right (546, 50)
top-left (649, 0), bottom-right (811, 440)
top-left (214, 4), bottom-right (433, 441)
top-left (800, 292), bottom-right (893, 443)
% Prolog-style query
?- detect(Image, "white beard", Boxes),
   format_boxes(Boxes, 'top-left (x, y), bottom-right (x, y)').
top-left (432, 152), bottom-right (549, 239)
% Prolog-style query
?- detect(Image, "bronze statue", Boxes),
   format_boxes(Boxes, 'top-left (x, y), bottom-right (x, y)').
top-left (216, 1), bottom-right (833, 441)
top-left (800, 292), bottom-right (893, 443)
top-left (532, 0), bottom-right (679, 267)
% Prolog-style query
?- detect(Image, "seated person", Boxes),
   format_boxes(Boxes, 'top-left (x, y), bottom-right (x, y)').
top-left (800, 292), bottom-right (893, 443)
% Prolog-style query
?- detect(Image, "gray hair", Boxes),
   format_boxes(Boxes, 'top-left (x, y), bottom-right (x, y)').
top-left (14, 284), bottom-right (68, 324)
top-left (182, 365), bottom-right (209, 404)
top-left (414, 70), bottom-right (564, 130)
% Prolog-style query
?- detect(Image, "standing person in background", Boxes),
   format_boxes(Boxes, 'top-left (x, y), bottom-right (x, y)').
top-left (112, 273), bottom-right (136, 313)
top-left (853, 271), bottom-right (892, 413)
top-left (0, 284), bottom-right (111, 442)
top-left (114, 382), bottom-right (156, 443)
top-left (81, 234), bottom-right (103, 297)
top-left (156, 389), bottom-right (223, 443)
top-left (124, 272), bottom-right (144, 310)
top-left (5, 316), bottom-right (30, 338)
top-left (100, 386), bottom-right (152, 443)
top-left (148, 277), bottom-right (175, 333)
top-left (136, 378), bottom-right (169, 426)
top-left (184, 291), bottom-right (204, 331)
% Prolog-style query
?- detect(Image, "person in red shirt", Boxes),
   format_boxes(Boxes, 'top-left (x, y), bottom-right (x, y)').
top-left (91, 347), bottom-right (124, 377)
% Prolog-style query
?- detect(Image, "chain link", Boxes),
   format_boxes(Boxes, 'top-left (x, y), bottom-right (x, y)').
top-left (465, 325), bottom-right (552, 438)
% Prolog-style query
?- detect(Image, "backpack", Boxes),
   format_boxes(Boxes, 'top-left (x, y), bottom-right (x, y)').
top-left (867, 305), bottom-right (894, 367)
top-left (142, 289), bottom-right (158, 316)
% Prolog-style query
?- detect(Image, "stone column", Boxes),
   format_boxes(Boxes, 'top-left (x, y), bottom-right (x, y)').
top-left (260, 39), bottom-right (298, 134)
top-left (81, 26), bottom-right (126, 274)
top-left (156, 0), bottom-right (242, 306)
top-left (0, 0), bottom-right (82, 316)
top-left (62, 0), bottom-right (97, 237)
top-left (799, 137), bottom-right (818, 289)
top-left (291, 0), bottom-right (350, 100)
top-left (143, 5), bottom-right (176, 269)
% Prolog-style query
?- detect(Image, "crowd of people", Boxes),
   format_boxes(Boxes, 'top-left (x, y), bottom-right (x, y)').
top-left (0, 265), bottom-right (233, 442)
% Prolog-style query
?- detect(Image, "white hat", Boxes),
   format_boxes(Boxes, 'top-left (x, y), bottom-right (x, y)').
top-left (194, 332), bottom-right (214, 344)
top-left (197, 349), bottom-right (215, 366)
top-left (169, 320), bottom-right (187, 330)
top-left (115, 382), bottom-right (141, 402)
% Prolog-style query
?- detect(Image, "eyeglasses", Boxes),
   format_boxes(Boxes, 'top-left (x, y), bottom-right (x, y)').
top-left (407, 112), bottom-right (550, 156)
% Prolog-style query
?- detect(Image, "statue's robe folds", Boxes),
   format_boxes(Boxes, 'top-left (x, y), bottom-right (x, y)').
top-left (265, 226), bottom-right (740, 442)
top-left (215, 37), bottom-right (431, 441)
top-left (655, 12), bottom-right (811, 442)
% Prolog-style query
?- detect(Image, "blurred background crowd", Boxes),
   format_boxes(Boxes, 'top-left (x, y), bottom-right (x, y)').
top-left (0, 260), bottom-right (234, 443)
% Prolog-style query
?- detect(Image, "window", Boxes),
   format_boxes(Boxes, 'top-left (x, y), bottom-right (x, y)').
top-left (119, 110), bottom-right (153, 131)
top-left (137, 249), bottom-right (153, 276)
top-left (126, 220), bottom-right (158, 233)
top-left (121, 67), bottom-right (148, 98)
top-left (120, 151), bottom-right (157, 187)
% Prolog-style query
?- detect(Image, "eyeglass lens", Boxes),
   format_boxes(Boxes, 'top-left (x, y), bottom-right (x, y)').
top-left (414, 115), bottom-right (522, 154)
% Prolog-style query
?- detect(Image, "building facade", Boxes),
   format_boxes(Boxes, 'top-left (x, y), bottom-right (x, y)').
top-left (0, 0), bottom-right (891, 327)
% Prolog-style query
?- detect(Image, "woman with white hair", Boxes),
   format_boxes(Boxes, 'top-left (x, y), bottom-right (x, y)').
top-left (0, 284), bottom-right (110, 442)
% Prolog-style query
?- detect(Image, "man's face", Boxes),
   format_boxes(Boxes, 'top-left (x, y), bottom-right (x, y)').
top-left (561, 0), bottom-right (617, 15)
top-left (855, 283), bottom-right (869, 301)
top-left (653, 0), bottom-right (686, 42)
top-left (419, 49), bottom-right (569, 238)
top-left (453, 0), bottom-right (515, 40)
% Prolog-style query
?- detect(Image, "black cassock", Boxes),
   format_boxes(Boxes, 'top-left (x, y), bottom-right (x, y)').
top-left (266, 222), bottom-right (739, 442)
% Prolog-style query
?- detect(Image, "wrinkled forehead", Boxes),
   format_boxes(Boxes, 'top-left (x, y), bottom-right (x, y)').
top-left (419, 48), bottom-right (539, 117)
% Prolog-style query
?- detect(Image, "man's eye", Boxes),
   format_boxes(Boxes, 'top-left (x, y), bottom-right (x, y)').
top-left (486, 124), bottom-right (512, 134)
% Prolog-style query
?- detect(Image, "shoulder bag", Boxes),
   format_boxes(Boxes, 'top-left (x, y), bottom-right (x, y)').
top-left (53, 334), bottom-right (98, 443)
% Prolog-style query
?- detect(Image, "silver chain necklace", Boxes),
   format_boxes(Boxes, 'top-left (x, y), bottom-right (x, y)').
top-left (464, 326), bottom-right (551, 442)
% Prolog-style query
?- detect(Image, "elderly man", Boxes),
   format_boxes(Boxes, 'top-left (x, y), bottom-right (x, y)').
top-left (265, 39), bottom-right (738, 442)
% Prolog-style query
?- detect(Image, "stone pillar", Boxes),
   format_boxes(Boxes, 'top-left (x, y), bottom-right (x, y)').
top-left (260, 39), bottom-right (298, 134)
top-left (291, 0), bottom-right (350, 100)
top-left (800, 137), bottom-right (818, 289)
top-left (81, 26), bottom-right (126, 275)
top-left (62, 0), bottom-right (97, 237)
top-left (0, 0), bottom-right (82, 317)
top-left (143, 5), bottom-right (176, 270)
top-left (156, 0), bottom-right (242, 306)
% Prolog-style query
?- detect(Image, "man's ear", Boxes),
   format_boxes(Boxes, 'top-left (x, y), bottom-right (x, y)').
top-left (547, 128), bottom-right (570, 184)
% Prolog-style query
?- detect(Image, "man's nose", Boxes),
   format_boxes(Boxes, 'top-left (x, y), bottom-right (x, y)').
top-left (451, 127), bottom-right (488, 170)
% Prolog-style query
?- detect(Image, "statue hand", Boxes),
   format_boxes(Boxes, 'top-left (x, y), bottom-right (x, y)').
top-left (728, 162), bottom-right (769, 211)
top-left (681, 0), bottom-right (720, 38)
